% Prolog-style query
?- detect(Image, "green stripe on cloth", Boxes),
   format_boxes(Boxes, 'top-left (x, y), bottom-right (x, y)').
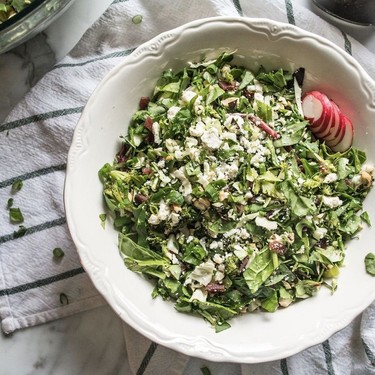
top-left (136, 342), bottom-right (158, 375)
top-left (362, 338), bottom-right (375, 366)
top-left (232, 0), bottom-right (243, 16)
top-left (54, 48), bottom-right (136, 69)
top-left (284, 0), bottom-right (296, 25)
top-left (0, 217), bottom-right (66, 245)
top-left (341, 31), bottom-right (352, 55)
top-left (322, 340), bottom-right (336, 375)
top-left (280, 358), bottom-right (289, 375)
top-left (0, 267), bottom-right (85, 297)
top-left (0, 164), bottom-right (66, 189)
top-left (0, 106), bottom-right (84, 133)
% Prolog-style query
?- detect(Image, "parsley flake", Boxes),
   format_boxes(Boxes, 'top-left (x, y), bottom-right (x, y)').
top-left (132, 14), bottom-right (142, 24)
top-left (11, 180), bottom-right (23, 194)
top-left (13, 225), bottom-right (27, 238)
top-left (9, 207), bottom-right (24, 224)
top-left (53, 247), bottom-right (65, 258)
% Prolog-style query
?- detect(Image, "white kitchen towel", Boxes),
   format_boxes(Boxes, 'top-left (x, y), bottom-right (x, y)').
top-left (0, 0), bottom-right (374, 374)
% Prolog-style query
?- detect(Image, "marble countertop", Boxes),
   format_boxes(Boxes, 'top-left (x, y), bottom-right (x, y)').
top-left (0, 1), bottom-right (374, 374)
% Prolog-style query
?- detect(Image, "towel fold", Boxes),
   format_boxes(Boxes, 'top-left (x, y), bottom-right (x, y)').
top-left (1, 0), bottom-right (374, 374)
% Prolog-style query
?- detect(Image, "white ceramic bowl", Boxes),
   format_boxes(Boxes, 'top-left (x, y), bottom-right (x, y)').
top-left (64, 17), bottom-right (375, 363)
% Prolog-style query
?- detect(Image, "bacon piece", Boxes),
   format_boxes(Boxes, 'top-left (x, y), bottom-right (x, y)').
top-left (144, 116), bottom-right (154, 143)
top-left (269, 241), bottom-right (287, 255)
top-left (139, 96), bottom-right (150, 110)
top-left (218, 81), bottom-right (237, 91)
top-left (142, 167), bottom-right (153, 175)
top-left (233, 113), bottom-right (280, 139)
top-left (134, 194), bottom-right (148, 204)
top-left (248, 114), bottom-right (280, 139)
top-left (144, 116), bottom-right (153, 131)
top-left (205, 284), bottom-right (225, 293)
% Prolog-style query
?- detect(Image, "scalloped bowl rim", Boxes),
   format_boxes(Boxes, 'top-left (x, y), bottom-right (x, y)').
top-left (64, 17), bottom-right (375, 363)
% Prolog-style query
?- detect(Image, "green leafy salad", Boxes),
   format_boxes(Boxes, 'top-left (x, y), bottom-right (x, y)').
top-left (0, 0), bottom-right (33, 23)
top-left (99, 52), bottom-right (373, 332)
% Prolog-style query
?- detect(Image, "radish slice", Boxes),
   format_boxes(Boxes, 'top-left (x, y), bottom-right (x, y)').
top-left (325, 117), bottom-right (345, 148)
top-left (330, 115), bottom-right (353, 152)
top-left (302, 90), bottom-right (354, 153)
top-left (302, 91), bottom-right (333, 131)
top-left (323, 102), bottom-right (342, 142)
top-left (302, 92), bottom-right (324, 122)
top-left (314, 101), bottom-right (336, 138)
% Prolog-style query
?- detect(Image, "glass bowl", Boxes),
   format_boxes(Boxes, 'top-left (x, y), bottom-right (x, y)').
top-left (312, 0), bottom-right (375, 26)
top-left (0, 0), bottom-right (76, 54)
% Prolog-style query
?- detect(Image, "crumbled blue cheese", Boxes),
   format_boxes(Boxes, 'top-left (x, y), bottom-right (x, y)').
top-left (201, 127), bottom-right (222, 149)
top-left (189, 120), bottom-right (205, 137)
top-left (172, 167), bottom-right (192, 196)
top-left (323, 173), bottom-right (338, 184)
top-left (322, 196), bottom-right (343, 208)
top-left (152, 121), bottom-right (161, 144)
top-left (165, 138), bottom-right (179, 152)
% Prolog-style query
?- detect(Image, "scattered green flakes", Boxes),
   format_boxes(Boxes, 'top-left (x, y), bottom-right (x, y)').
top-left (9, 207), bottom-right (24, 224)
top-left (13, 225), bottom-right (27, 238)
top-left (99, 213), bottom-right (107, 229)
top-left (7, 198), bottom-right (14, 209)
top-left (132, 14), bottom-right (142, 24)
top-left (53, 247), bottom-right (65, 258)
top-left (11, 180), bottom-right (23, 194)
top-left (200, 367), bottom-right (212, 375)
top-left (59, 293), bottom-right (69, 305)
top-left (365, 253), bottom-right (375, 276)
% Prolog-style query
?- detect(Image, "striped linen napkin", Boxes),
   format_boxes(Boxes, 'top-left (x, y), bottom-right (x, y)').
top-left (0, 0), bottom-right (374, 374)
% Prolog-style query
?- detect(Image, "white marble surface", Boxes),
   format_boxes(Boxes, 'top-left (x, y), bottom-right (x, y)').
top-left (0, 1), bottom-right (374, 374)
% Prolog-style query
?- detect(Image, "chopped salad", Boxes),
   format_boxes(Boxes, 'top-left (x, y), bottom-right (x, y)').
top-left (99, 52), bottom-right (373, 332)
top-left (0, 0), bottom-right (33, 23)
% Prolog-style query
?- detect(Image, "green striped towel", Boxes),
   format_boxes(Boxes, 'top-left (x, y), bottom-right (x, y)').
top-left (0, 0), bottom-right (374, 374)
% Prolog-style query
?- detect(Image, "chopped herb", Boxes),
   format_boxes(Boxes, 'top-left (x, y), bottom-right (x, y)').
top-left (7, 198), bottom-right (14, 209)
top-left (99, 213), bottom-right (107, 229)
top-left (99, 52), bottom-right (373, 330)
top-left (365, 253), bottom-right (375, 276)
top-left (59, 293), bottom-right (69, 305)
top-left (132, 14), bottom-right (142, 24)
top-left (11, 180), bottom-right (23, 194)
top-left (200, 367), bottom-right (212, 375)
top-left (53, 247), bottom-right (65, 258)
top-left (13, 225), bottom-right (27, 238)
top-left (9, 207), bottom-right (24, 224)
